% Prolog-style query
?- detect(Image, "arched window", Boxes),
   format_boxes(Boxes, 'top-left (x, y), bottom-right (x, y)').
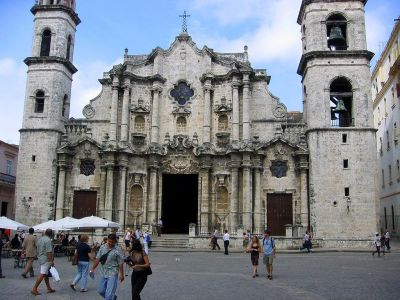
top-left (134, 116), bottom-right (145, 133)
top-left (330, 78), bottom-right (352, 127)
top-left (218, 115), bottom-right (228, 131)
top-left (176, 116), bottom-right (186, 133)
top-left (62, 94), bottom-right (68, 117)
top-left (326, 14), bottom-right (347, 50)
top-left (216, 186), bottom-right (228, 211)
top-left (66, 35), bottom-right (72, 61)
top-left (34, 91), bottom-right (45, 113)
top-left (40, 29), bottom-right (51, 57)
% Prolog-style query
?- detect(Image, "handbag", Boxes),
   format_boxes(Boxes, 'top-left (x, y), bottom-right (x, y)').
top-left (144, 266), bottom-right (152, 276)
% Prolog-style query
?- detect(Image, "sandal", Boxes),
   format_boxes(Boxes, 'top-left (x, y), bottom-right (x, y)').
top-left (31, 290), bottom-right (41, 296)
top-left (47, 289), bottom-right (56, 293)
top-left (70, 284), bottom-right (76, 291)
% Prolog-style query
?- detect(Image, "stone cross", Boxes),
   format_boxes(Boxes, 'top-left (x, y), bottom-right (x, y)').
top-left (179, 10), bottom-right (190, 32)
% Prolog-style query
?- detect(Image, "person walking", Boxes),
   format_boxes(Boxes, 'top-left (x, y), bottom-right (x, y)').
top-left (91, 233), bottom-right (125, 300)
top-left (300, 230), bottom-right (312, 253)
top-left (262, 230), bottom-right (276, 280)
top-left (385, 229), bottom-right (391, 252)
top-left (70, 234), bottom-right (92, 292)
top-left (372, 232), bottom-right (381, 257)
top-left (247, 235), bottom-right (261, 278)
top-left (223, 230), bottom-right (230, 255)
top-left (157, 219), bottom-right (163, 237)
top-left (21, 227), bottom-right (37, 278)
top-left (124, 230), bottom-right (132, 250)
top-left (127, 239), bottom-right (151, 300)
top-left (31, 228), bottom-right (56, 296)
top-left (142, 231), bottom-right (150, 255)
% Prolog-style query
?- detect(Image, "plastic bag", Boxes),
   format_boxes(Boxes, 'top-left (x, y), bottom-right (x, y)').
top-left (49, 266), bottom-right (60, 282)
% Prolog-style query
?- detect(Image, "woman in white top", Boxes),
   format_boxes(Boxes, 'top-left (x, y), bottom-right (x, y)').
top-left (223, 230), bottom-right (230, 255)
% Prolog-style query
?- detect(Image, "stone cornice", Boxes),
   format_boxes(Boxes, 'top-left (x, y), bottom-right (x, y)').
top-left (297, 0), bottom-right (367, 25)
top-left (24, 56), bottom-right (78, 74)
top-left (31, 4), bottom-right (81, 25)
top-left (19, 128), bottom-right (64, 134)
top-left (297, 50), bottom-right (374, 75)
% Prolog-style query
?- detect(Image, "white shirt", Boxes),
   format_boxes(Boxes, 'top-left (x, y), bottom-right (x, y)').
top-left (124, 231), bottom-right (131, 241)
top-left (385, 231), bottom-right (390, 239)
top-left (223, 233), bottom-right (230, 241)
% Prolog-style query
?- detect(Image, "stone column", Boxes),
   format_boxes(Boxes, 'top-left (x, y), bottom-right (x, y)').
top-left (150, 85), bottom-right (161, 143)
top-left (232, 78), bottom-right (240, 141)
top-left (104, 163), bottom-right (114, 221)
top-left (242, 153), bottom-right (252, 231)
top-left (118, 163), bottom-right (127, 227)
top-left (109, 76), bottom-right (119, 143)
top-left (253, 156), bottom-right (263, 233)
top-left (55, 165), bottom-right (66, 219)
top-left (199, 160), bottom-right (211, 233)
top-left (98, 166), bottom-right (107, 218)
top-left (299, 155), bottom-right (309, 227)
top-left (203, 77), bottom-right (212, 143)
top-left (242, 73), bottom-right (251, 140)
top-left (148, 161), bottom-right (158, 223)
top-left (229, 156), bottom-right (240, 230)
top-left (120, 78), bottom-right (130, 143)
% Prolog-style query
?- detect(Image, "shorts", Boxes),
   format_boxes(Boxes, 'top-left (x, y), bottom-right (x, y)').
top-left (263, 254), bottom-right (273, 265)
top-left (39, 262), bottom-right (51, 275)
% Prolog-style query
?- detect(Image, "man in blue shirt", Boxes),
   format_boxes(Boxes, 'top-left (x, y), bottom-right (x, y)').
top-left (262, 230), bottom-right (276, 280)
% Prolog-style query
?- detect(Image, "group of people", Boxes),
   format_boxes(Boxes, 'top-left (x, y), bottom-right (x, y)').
top-left (372, 229), bottom-right (391, 257)
top-left (124, 227), bottom-right (152, 255)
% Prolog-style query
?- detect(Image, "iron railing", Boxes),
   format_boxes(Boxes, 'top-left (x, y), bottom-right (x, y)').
top-left (0, 172), bottom-right (16, 184)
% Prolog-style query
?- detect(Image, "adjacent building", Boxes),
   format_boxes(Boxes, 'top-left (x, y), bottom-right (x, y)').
top-left (372, 18), bottom-right (400, 237)
top-left (15, 0), bottom-right (378, 247)
top-left (0, 140), bottom-right (18, 218)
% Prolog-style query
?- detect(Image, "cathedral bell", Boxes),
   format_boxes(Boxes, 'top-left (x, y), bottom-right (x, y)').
top-left (328, 26), bottom-right (346, 50)
top-left (332, 99), bottom-right (347, 113)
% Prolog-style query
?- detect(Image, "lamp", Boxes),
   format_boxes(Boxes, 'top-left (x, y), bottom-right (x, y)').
top-left (345, 196), bottom-right (351, 213)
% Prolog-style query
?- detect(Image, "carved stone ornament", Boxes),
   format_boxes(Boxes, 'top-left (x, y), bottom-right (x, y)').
top-left (273, 105), bottom-right (286, 118)
top-left (82, 104), bottom-right (95, 119)
top-left (274, 144), bottom-right (288, 160)
top-left (80, 159), bottom-right (96, 176)
top-left (161, 154), bottom-right (199, 174)
top-left (270, 160), bottom-right (288, 178)
top-left (167, 135), bottom-right (194, 152)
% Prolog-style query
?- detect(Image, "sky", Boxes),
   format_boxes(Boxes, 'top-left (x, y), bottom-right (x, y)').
top-left (0, 0), bottom-right (399, 145)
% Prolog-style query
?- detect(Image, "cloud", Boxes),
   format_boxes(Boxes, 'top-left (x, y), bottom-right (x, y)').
top-left (70, 57), bottom-right (122, 118)
top-left (192, 0), bottom-right (302, 64)
top-left (0, 58), bottom-right (26, 144)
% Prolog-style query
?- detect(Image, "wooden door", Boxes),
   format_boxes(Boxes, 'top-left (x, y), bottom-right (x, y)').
top-left (267, 193), bottom-right (292, 236)
top-left (73, 191), bottom-right (97, 219)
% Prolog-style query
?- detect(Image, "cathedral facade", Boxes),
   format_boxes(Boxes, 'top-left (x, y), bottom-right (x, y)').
top-left (15, 0), bottom-right (379, 247)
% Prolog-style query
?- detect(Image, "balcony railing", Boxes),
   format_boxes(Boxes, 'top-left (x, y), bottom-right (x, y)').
top-left (0, 172), bottom-right (16, 184)
top-left (331, 118), bottom-right (354, 127)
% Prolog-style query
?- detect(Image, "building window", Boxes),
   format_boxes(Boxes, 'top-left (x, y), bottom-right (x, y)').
top-left (66, 35), bottom-right (72, 61)
top-left (384, 207), bottom-right (388, 229)
top-left (397, 160), bottom-right (400, 181)
top-left (379, 137), bottom-right (383, 156)
top-left (80, 160), bottom-right (95, 176)
top-left (343, 159), bottom-right (348, 169)
top-left (330, 77), bottom-right (353, 127)
top-left (218, 114), bottom-right (228, 131)
top-left (389, 165), bottom-right (393, 185)
top-left (394, 123), bottom-right (398, 145)
top-left (342, 134), bottom-right (347, 143)
top-left (382, 169), bottom-right (385, 188)
top-left (62, 94), bottom-right (68, 117)
top-left (134, 116), bottom-right (145, 133)
top-left (176, 116), bottom-right (186, 133)
top-left (387, 130), bottom-right (390, 150)
top-left (32, 155), bottom-right (36, 162)
top-left (326, 14), bottom-right (347, 50)
top-left (6, 160), bottom-right (12, 175)
top-left (392, 205), bottom-right (395, 231)
top-left (344, 187), bottom-right (349, 197)
top-left (34, 91), bottom-right (45, 113)
top-left (40, 29), bottom-right (51, 57)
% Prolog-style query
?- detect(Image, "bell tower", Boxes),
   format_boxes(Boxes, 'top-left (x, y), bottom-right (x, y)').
top-left (297, 0), bottom-right (378, 244)
top-left (15, 0), bottom-right (80, 224)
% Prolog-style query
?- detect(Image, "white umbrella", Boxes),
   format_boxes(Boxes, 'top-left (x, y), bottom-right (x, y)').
top-left (67, 215), bottom-right (120, 229)
top-left (52, 216), bottom-right (78, 229)
top-left (33, 220), bottom-right (56, 232)
top-left (0, 216), bottom-right (29, 231)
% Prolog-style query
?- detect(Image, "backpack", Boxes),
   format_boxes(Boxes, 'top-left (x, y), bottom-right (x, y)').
top-left (145, 235), bottom-right (151, 243)
top-left (263, 237), bottom-right (275, 248)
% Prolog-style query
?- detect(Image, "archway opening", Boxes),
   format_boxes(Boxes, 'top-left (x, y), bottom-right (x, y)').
top-left (161, 174), bottom-right (198, 234)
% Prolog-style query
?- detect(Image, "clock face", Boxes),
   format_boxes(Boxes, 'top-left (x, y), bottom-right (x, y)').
top-left (170, 82), bottom-right (194, 106)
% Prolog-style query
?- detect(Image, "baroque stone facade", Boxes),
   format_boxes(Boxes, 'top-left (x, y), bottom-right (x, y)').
top-left (15, 0), bottom-right (378, 246)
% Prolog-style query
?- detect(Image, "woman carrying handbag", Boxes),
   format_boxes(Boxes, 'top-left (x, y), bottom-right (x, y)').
top-left (70, 235), bottom-right (93, 292)
top-left (126, 239), bottom-right (152, 300)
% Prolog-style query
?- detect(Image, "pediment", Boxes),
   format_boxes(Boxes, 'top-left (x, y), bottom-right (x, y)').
top-left (58, 136), bottom-right (103, 153)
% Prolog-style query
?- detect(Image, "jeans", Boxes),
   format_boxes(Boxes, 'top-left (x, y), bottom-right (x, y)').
top-left (224, 240), bottom-right (229, 254)
top-left (131, 271), bottom-right (148, 300)
top-left (98, 274), bottom-right (118, 300)
top-left (72, 261), bottom-right (89, 290)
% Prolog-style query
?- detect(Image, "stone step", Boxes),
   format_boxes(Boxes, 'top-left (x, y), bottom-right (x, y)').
top-left (150, 235), bottom-right (189, 248)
